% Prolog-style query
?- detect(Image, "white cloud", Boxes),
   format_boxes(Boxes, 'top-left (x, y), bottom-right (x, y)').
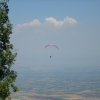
top-left (13, 19), bottom-right (41, 33)
top-left (17, 19), bottom-right (41, 28)
top-left (64, 16), bottom-right (77, 24)
top-left (14, 16), bottom-right (77, 33)
top-left (45, 17), bottom-right (63, 27)
top-left (45, 16), bottom-right (77, 28)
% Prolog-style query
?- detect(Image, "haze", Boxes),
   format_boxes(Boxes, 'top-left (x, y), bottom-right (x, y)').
top-left (8, 0), bottom-right (100, 69)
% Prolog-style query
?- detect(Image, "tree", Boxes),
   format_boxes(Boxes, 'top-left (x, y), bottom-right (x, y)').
top-left (0, 0), bottom-right (18, 99)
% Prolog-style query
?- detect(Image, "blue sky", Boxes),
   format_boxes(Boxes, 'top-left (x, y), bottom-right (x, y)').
top-left (8, 0), bottom-right (100, 69)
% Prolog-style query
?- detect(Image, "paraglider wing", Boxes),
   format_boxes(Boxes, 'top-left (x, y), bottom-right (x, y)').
top-left (45, 44), bottom-right (59, 49)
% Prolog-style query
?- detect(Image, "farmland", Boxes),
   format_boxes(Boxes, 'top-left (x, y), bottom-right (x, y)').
top-left (11, 66), bottom-right (100, 100)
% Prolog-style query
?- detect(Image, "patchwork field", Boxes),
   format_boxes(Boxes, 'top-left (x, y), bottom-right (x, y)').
top-left (11, 90), bottom-right (100, 100)
top-left (11, 66), bottom-right (100, 100)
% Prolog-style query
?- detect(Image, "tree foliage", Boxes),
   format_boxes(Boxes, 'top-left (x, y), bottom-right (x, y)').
top-left (0, 0), bottom-right (18, 99)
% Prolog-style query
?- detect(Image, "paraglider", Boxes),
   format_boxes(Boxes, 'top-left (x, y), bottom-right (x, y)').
top-left (45, 44), bottom-right (59, 49)
top-left (45, 44), bottom-right (59, 58)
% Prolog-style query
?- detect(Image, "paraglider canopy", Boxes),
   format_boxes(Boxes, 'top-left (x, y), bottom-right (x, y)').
top-left (45, 44), bottom-right (59, 49)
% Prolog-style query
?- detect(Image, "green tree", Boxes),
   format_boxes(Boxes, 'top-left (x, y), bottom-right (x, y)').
top-left (0, 0), bottom-right (18, 99)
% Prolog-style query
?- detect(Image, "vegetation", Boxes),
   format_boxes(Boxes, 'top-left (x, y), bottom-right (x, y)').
top-left (11, 66), bottom-right (100, 99)
top-left (0, 0), bottom-right (18, 99)
top-left (15, 66), bottom-right (100, 95)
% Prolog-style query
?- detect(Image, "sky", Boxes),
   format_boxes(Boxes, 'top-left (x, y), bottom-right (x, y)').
top-left (8, 0), bottom-right (100, 69)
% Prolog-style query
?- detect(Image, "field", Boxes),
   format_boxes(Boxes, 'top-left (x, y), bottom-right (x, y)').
top-left (10, 66), bottom-right (100, 100)
top-left (11, 91), bottom-right (100, 100)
